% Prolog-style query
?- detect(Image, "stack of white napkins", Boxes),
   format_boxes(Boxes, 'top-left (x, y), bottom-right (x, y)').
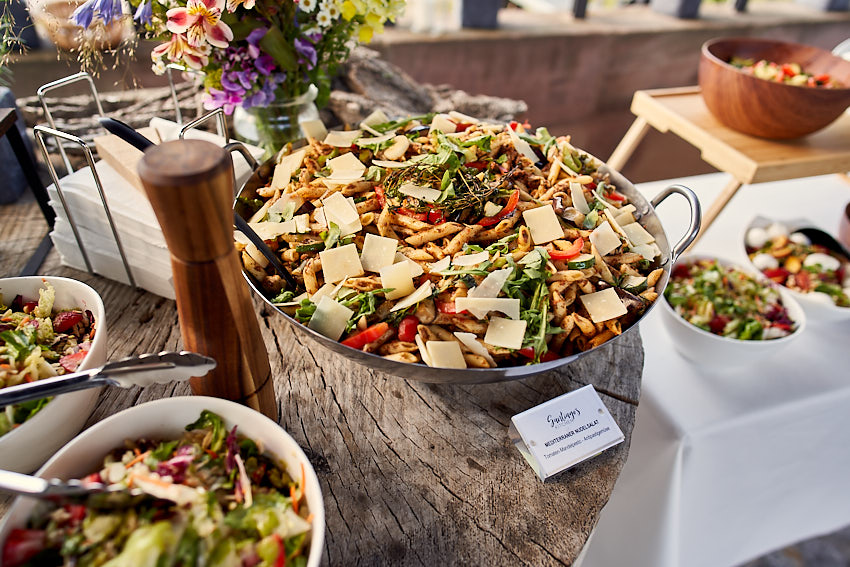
top-left (48, 119), bottom-right (264, 300)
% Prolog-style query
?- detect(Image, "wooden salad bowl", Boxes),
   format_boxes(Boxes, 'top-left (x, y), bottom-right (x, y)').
top-left (699, 37), bottom-right (850, 139)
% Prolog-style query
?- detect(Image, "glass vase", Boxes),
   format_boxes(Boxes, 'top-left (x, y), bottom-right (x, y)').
top-left (233, 85), bottom-right (320, 155)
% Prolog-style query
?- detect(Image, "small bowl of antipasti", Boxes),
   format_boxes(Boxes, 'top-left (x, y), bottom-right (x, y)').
top-left (660, 256), bottom-right (805, 368)
top-left (744, 217), bottom-right (850, 323)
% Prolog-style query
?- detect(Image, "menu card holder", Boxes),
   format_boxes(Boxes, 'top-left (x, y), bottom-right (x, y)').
top-left (138, 139), bottom-right (277, 419)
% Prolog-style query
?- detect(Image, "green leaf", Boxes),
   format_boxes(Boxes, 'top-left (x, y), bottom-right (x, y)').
top-left (322, 222), bottom-right (341, 250)
top-left (0, 329), bottom-right (36, 361)
top-left (185, 410), bottom-right (227, 453)
top-left (259, 26), bottom-right (297, 72)
top-left (150, 440), bottom-right (179, 461)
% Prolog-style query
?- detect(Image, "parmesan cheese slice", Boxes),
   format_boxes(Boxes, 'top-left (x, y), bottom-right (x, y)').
top-left (603, 209), bottom-right (633, 248)
top-left (508, 127), bottom-right (539, 163)
top-left (429, 114), bottom-right (457, 134)
top-left (390, 281), bottom-right (434, 312)
top-left (452, 251), bottom-right (489, 266)
top-left (631, 242), bottom-right (661, 261)
top-left (322, 192), bottom-right (359, 226)
top-left (319, 244), bottom-right (364, 283)
top-left (570, 183), bottom-right (589, 215)
top-left (267, 194), bottom-right (304, 220)
top-left (356, 132), bottom-right (395, 147)
top-left (425, 341), bottom-right (467, 369)
top-left (327, 152), bottom-right (366, 179)
top-left (360, 234), bottom-right (398, 272)
top-left (455, 297), bottom-right (520, 320)
top-left (448, 110), bottom-right (480, 124)
top-left (380, 262), bottom-right (415, 300)
top-left (483, 316), bottom-right (527, 350)
top-left (415, 334), bottom-right (433, 367)
top-left (361, 109), bottom-right (389, 128)
top-left (300, 119), bottom-right (327, 142)
top-left (621, 222), bottom-right (655, 246)
top-left (307, 296), bottom-right (353, 341)
top-left (321, 196), bottom-right (362, 236)
top-left (399, 183), bottom-right (441, 203)
top-left (324, 129), bottom-right (362, 147)
top-left (579, 288), bottom-right (628, 323)
top-left (247, 220), bottom-right (296, 240)
top-left (614, 204), bottom-right (637, 226)
top-left (372, 160), bottom-right (410, 169)
top-left (395, 253), bottom-right (424, 277)
top-left (428, 256), bottom-right (451, 273)
top-left (522, 204), bottom-right (564, 245)
top-left (589, 221), bottom-right (622, 257)
top-left (453, 332), bottom-right (497, 367)
top-left (244, 243), bottom-right (268, 268)
top-left (271, 148), bottom-right (307, 190)
top-left (468, 267), bottom-right (513, 298)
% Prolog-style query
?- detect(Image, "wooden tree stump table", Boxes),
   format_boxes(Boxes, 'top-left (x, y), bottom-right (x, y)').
top-left (0, 197), bottom-right (643, 566)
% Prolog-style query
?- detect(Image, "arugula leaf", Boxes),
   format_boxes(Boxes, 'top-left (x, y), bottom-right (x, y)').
top-left (486, 233), bottom-right (519, 255)
top-left (457, 134), bottom-right (492, 152)
top-left (185, 410), bottom-right (227, 453)
top-left (0, 329), bottom-right (36, 361)
top-left (321, 222), bottom-right (341, 250)
top-left (294, 299), bottom-right (317, 324)
top-left (438, 261), bottom-right (493, 277)
top-left (370, 113), bottom-right (436, 134)
top-left (271, 290), bottom-right (296, 304)
top-left (339, 288), bottom-right (391, 332)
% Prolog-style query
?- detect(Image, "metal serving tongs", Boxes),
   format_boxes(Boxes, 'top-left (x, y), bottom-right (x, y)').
top-left (99, 117), bottom-right (300, 291)
top-left (0, 469), bottom-right (144, 502)
top-left (0, 351), bottom-right (216, 408)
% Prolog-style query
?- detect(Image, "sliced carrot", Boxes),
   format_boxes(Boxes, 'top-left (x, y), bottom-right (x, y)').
top-left (125, 450), bottom-right (150, 469)
top-left (290, 485), bottom-right (299, 515)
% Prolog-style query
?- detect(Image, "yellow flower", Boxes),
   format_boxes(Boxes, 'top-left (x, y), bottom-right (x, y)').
top-left (341, 0), bottom-right (357, 19)
top-left (358, 24), bottom-right (373, 42)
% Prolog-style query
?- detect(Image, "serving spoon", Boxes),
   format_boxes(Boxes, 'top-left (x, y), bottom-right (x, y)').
top-left (0, 351), bottom-right (216, 408)
top-left (99, 117), bottom-right (300, 291)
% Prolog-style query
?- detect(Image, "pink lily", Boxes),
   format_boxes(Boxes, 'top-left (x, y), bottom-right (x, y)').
top-left (226, 0), bottom-right (255, 11)
top-left (166, 0), bottom-right (233, 49)
top-left (151, 33), bottom-right (211, 70)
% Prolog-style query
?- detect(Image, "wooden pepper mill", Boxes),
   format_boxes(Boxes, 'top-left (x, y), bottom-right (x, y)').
top-left (138, 139), bottom-right (278, 420)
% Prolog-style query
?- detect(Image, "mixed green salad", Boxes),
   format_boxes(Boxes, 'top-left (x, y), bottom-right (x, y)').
top-left (2, 410), bottom-right (312, 567)
top-left (0, 282), bottom-right (95, 437)
top-left (664, 259), bottom-right (797, 340)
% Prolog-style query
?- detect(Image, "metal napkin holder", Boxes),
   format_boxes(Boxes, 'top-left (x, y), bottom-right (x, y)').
top-left (33, 68), bottom-right (236, 290)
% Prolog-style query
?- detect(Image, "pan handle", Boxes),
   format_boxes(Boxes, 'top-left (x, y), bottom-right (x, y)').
top-left (650, 184), bottom-right (701, 262)
top-left (225, 141), bottom-right (260, 172)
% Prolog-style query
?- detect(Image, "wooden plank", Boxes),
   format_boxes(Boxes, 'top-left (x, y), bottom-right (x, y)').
top-left (0, 198), bottom-right (643, 565)
top-left (634, 88), bottom-right (850, 184)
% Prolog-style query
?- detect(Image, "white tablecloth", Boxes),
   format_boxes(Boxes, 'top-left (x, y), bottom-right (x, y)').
top-left (582, 173), bottom-right (850, 567)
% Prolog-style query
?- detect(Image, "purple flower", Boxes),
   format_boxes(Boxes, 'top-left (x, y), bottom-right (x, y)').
top-left (246, 27), bottom-right (267, 58)
top-left (71, 0), bottom-right (96, 28)
top-left (255, 54), bottom-right (275, 76)
top-left (203, 87), bottom-right (244, 115)
top-left (294, 37), bottom-right (317, 69)
top-left (93, 0), bottom-right (123, 25)
top-left (133, 0), bottom-right (152, 25)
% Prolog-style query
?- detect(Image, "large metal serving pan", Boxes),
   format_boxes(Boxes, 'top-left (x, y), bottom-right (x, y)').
top-left (232, 143), bottom-right (701, 384)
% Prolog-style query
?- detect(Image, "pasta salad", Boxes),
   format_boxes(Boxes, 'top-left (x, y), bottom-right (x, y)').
top-left (236, 113), bottom-right (665, 368)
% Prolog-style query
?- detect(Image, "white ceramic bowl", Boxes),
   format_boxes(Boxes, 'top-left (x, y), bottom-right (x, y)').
top-left (0, 276), bottom-right (107, 473)
top-left (743, 216), bottom-right (850, 324)
top-left (0, 396), bottom-right (325, 567)
top-left (659, 256), bottom-right (807, 368)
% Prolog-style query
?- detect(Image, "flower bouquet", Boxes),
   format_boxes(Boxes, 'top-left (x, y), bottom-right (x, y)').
top-left (71, 0), bottom-right (405, 147)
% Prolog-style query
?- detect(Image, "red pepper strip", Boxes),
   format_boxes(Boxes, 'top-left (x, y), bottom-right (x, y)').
top-left (397, 208), bottom-right (427, 222)
top-left (548, 237), bottom-right (584, 261)
top-left (374, 185), bottom-right (386, 207)
top-left (509, 121), bottom-right (519, 131)
top-left (273, 533), bottom-right (286, 567)
top-left (455, 122), bottom-right (472, 132)
top-left (814, 73), bottom-right (832, 84)
top-left (606, 191), bottom-right (626, 202)
top-left (2, 529), bottom-right (46, 567)
top-left (341, 322), bottom-right (390, 350)
top-left (427, 209), bottom-right (445, 225)
top-left (477, 189), bottom-right (520, 227)
top-left (465, 161), bottom-right (487, 171)
top-left (517, 348), bottom-right (559, 362)
top-left (436, 300), bottom-right (457, 314)
top-left (398, 315), bottom-right (419, 343)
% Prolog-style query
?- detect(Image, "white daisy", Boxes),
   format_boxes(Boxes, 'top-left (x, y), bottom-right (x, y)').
top-left (316, 9), bottom-right (332, 26)
top-left (299, 0), bottom-right (317, 12)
